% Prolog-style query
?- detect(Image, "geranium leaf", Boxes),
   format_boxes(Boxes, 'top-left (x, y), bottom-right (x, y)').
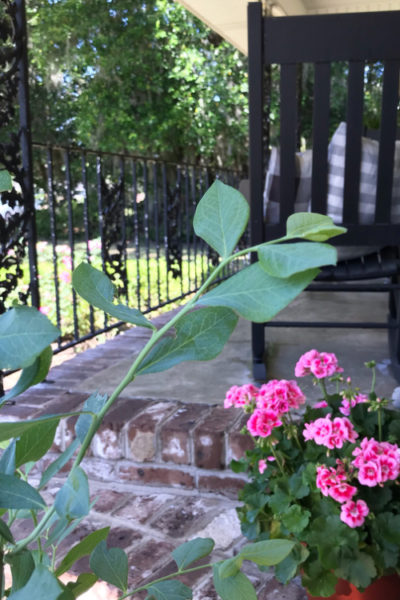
top-left (72, 262), bottom-right (155, 330)
top-left (172, 537), bottom-right (214, 570)
top-left (258, 242), bottom-right (336, 278)
top-left (213, 565), bottom-right (257, 600)
top-left (0, 474), bottom-right (46, 510)
top-left (198, 263), bottom-right (318, 322)
top-left (146, 580), bottom-right (192, 600)
top-left (7, 565), bottom-right (63, 600)
top-left (0, 306), bottom-right (59, 370)
top-left (286, 213), bottom-right (346, 242)
top-left (55, 527), bottom-right (110, 576)
top-left (0, 346), bottom-right (53, 405)
top-left (335, 551), bottom-right (377, 590)
top-left (90, 541), bottom-right (128, 591)
top-left (138, 307), bottom-right (238, 374)
top-left (54, 467), bottom-right (90, 520)
top-left (239, 539), bottom-right (295, 566)
top-left (302, 565), bottom-right (337, 597)
top-left (193, 180), bottom-right (249, 257)
top-left (15, 419), bottom-right (59, 468)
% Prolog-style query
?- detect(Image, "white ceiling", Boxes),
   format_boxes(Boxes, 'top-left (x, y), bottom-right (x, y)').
top-left (175, 0), bottom-right (400, 54)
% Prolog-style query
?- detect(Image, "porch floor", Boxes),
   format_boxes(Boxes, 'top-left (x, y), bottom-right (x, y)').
top-left (3, 289), bottom-right (398, 599)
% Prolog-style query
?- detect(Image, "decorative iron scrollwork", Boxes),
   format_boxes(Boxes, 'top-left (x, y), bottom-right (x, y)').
top-left (100, 174), bottom-right (128, 298)
top-left (0, 0), bottom-right (30, 314)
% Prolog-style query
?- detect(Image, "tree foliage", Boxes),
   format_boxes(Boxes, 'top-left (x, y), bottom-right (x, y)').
top-left (27, 0), bottom-right (248, 168)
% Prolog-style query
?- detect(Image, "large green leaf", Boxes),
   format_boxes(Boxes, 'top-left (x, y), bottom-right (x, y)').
top-left (8, 565), bottom-right (64, 600)
top-left (54, 467), bottom-right (90, 520)
top-left (0, 412), bottom-right (82, 443)
top-left (0, 518), bottom-right (15, 543)
top-left (213, 565), bottom-right (257, 600)
top-left (15, 419), bottom-right (59, 468)
top-left (258, 242), bottom-right (336, 278)
top-left (64, 573), bottom-right (98, 598)
top-left (89, 541), bottom-right (128, 591)
top-left (172, 537), bottom-right (214, 570)
top-left (0, 169), bottom-right (12, 191)
top-left (0, 306), bottom-right (59, 370)
top-left (75, 392), bottom-right (108, 442)
top-left (146, 580), bottom-right (192, 600)
top-left (239, 539), bottom-right (295, 566)
top-left (0, 346), bottom-right (53, 405)
top-left (0, 474), bottom-right (46, 510)
top-left (39, 438), bottom-right (80, 490)
top-left (198, 263), bottom-right (319, 322)
top-left (55, 527), bottom-right (110, 576)
top-left (286, 213), bottom-right (347, 242)
top-left (193, 180), bottom-right (249, 257)
top-left (137, 307), bottom-right (238, 374)
top-left (6, 551), bottom-right (35, 593)
top-left (72, 262), bottom-right (155, 329)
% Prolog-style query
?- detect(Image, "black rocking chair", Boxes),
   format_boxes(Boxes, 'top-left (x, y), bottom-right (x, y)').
top-left (247, 3), bottom-right (400, 382)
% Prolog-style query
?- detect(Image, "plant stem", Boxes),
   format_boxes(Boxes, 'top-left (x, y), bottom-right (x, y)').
top-left (119, 562), bottom-right (214, 599)
top-left (318, 379), bottom-right (329, 402)
top-left (378, 406), bottom-right (382, 442)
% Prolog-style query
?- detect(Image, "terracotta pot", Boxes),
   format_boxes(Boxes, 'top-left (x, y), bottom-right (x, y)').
top-left (306, 574), bottom-right (400, 600)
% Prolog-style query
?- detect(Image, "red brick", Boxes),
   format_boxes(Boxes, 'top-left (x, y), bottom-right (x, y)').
top-left (198, 474), bottom-right (246, 498)
top-left (116, 463), bottom-right (195, 489)
top-left (160, 404), bottom-right (210, 465)
top-left (193, 406), bottom-right (240, 470)
top-left (114, 493), bottom-right (175, 524)
top-left (151, 497), bottom-right (219, 538)
top-left (91, 489), bottom-right (131, 514)
top-left (227, 413), bottom-right (254, 461)
top-left (91, 397), bottom-right (147, 460)
top-left (127, 540), bottom-right (175, 586)
top-left (80, 457), bottom-right (116, 481)
top-left (126, 401), bottom-right (177, 462)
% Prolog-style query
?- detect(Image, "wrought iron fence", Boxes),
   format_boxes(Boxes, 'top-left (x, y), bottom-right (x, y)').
top-left (24, 143), bottom-right (249, 352)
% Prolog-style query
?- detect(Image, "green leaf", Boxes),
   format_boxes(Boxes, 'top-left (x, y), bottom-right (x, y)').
top-left (75, 392), bottom-right (108, 443)
top-left (286, 213), bottom-right (347, 242)
top-left (55, 527), bottom-right (110, 576)
top-left (193, 180), bottom-right (249, 257)
top-left (0, 169), bottom-right (12, 191)
top-left (146, 580), bottom-right (192, 600)
top-left (281, 505), bottom-right (311, 534)
top-left (0, 306), bottom-right (59, 370)
top-left (0, 346), bottom-right (53, 405)
top-left (0, 439), bottom-right (16, 474)
top-left (0, 412), bottom-right (82, 443)
top-left (64, 573), bottom-right (98, 598)
top-left (0, 518), bottom-right (14, 543)
top-left (72, 263), bottom-right (155, 329)
top-left (288, 470), bottom-right (309, 499)
top-left (0, 474), bottom-right (46, 510)
top-left (258, 242), bottom-right (336, 278)
top-left (217, 556), bottom-right (242, 579)
top-left (6, 551), bottom-right (35, 593)
top-left (302, 565), bottom-right (338, 597)
top-left (39, 438), bottom-right (80, 490)
top-left (138, 307), bottom-right (238, 374)
top-left (268, 485), bottom-right (291, 514)
top-left (198, 263), bottom-right (319, 322)
top-left (275, 544), bottom-right (309, 585)
top-left (172, 537), bottom-right (214, 570)
top-left (8, 565), bottom-right (63, 600)
top-left (55, 467), bottom-right (90, 520)
top-left (239, 539), bottom-right (295, 566)
top-left (90, 540), bottom-right (128, 591)
top-left (335, 551), bottom-right (377, 590)
top-left (213, 565), bottom-right (257, 600)
top-left (15, 419), bottom-right (59, 468)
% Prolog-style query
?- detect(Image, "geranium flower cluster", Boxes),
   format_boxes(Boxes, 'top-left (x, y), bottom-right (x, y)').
top-left (295, 349), bottom-right (343, 379)
top-left (224, 379), bottom-right (305, 438)
top-left (352, 437), bottom-right (400, 486)
top-left (303, 414), bottom-right (358, 449)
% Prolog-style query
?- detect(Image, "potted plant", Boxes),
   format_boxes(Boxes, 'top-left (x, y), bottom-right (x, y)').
top-left (225, 351), bottom-right (400, 599)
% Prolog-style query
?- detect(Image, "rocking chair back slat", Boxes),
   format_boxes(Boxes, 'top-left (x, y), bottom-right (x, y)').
top-left (311, 62), bottom-right (331, 214)
top-left (279, 63), bottom-right (298, 221)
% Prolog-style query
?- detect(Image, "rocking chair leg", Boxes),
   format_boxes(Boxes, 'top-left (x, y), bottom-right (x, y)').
top-left (252, 322), bottom-right (267, 381)
top-left (388, 279), bottom-right (400, 383)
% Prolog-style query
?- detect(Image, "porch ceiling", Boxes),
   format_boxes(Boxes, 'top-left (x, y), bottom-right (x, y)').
top-left (175, 0), bottom-right (400, 55)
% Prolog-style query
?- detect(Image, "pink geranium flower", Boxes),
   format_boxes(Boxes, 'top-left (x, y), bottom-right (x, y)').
top-left (295, 350), bottom-right (343, 379)
top-left (224, 384), bottom-right (258, 408)
top-left (247, 409), bottom-right (282, 438)
top-left (340, 499), bottom-right (369, 528)
top-left (258, 459), bottom-right (267, 474)
top-left (329, 481), bottom-right (358, 503)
